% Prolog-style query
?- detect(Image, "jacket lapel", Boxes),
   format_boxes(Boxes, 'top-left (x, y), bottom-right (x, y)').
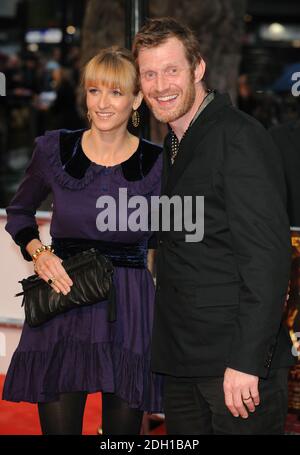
top-left (162, 93), bottom-right (232, 196)
top-left (161, 134), bottom-right (171, 192)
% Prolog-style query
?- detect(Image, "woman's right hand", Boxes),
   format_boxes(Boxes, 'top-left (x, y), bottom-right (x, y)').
top-left (34, 251), bottom-right (73, 295)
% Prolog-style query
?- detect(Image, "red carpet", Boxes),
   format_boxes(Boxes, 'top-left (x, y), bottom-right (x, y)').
top-left (2, 374), bottom-right (299, 435)
top-left (0, 375), bottom-right (102, 435)
top-left (0, 375), bottom-right (166, 435)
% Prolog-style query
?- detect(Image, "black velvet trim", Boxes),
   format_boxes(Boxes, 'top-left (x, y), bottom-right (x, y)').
top-left (122, 139), bottom-right (162, 181)
top-left (59, 130), bottom-right (162, 182)
top-left (14, 226), bottom-right (40, 261)
top-left (60, 129), bottom-right (91, 179)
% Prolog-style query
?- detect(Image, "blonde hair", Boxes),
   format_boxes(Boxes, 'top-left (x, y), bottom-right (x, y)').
top-left (81, 46), bottom-right (139, 95)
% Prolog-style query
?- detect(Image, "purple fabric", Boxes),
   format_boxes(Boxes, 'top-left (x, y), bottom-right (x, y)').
top-left (3, 130), bottom-right (164, 412)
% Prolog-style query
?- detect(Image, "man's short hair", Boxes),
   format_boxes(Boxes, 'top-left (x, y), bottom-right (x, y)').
top-left (132, 17), bottom-right (203, 71)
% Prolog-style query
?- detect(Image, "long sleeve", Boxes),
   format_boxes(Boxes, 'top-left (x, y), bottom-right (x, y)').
top-left (224, 120), bottom-right (292, 377)
top-left (5, 138), bottom-right (51, 260)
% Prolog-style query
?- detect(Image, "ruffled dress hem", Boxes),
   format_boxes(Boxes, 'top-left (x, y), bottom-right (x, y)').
top-left (2, 336), bottom-right (163, 413)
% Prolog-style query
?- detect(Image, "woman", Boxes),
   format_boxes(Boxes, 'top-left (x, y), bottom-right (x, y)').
top-left (3, 47), bottom-right (163, 435)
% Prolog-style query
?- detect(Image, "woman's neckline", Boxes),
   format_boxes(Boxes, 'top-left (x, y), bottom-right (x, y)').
top-left (80, 129), bottom-right (141, 169)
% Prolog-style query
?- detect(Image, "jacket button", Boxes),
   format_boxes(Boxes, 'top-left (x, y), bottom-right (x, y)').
top-left (159, 240), bottom-right (163, 245)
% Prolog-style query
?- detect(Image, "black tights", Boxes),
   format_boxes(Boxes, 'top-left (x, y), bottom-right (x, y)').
top-left (38, 392), bottom-right (143, 435)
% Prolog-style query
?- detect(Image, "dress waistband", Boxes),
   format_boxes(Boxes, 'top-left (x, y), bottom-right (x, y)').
top-left (51, 237), bottom-right (147, 269)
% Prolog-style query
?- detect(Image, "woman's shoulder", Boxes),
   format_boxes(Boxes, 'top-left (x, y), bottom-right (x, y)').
top-left (36, 128), bottom-right (84, 148)
top-left (35, 128), bottom-right (61, 146)
top-left (29, 129), bottom-right (63, 171)
top-left (35, 128), bottom-right (97, 190)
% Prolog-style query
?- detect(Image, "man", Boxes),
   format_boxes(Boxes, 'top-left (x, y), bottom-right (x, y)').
top-left (133, 17), bottom-right (295, 434)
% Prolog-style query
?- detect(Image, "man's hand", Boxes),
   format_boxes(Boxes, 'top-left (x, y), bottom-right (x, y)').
top-left (223, 367), bottom-right (260, 418)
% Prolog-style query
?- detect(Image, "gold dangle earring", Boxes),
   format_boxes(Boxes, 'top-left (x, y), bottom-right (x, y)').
top-left (131, 109), bottom-right (140, 128)
top-left (87, 111), bottom-right (92, 124)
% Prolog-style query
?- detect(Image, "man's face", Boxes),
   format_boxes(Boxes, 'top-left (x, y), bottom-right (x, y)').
top-left (138, 37), bottom-right (196, 123)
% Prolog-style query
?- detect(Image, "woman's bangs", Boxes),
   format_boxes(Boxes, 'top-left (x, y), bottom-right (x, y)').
top-left (85, 58), bottom-right (134, 94)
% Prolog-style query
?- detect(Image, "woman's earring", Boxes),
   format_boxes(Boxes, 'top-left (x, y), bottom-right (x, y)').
top-left (87, 111), bottom-right (92, 123)
top-left (131, 109), bottom-right (140, 128)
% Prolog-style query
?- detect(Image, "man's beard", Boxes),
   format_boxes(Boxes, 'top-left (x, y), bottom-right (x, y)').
top-left (144, 78), bottom-right (196, 124)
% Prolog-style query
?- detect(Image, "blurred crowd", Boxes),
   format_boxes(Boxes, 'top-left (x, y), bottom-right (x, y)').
top-left (0, 46), bottom-right (85, 177)
top-left (0, 44), bottom-right (299, 205)
top-left (238, 73), bottom-right (300, 128)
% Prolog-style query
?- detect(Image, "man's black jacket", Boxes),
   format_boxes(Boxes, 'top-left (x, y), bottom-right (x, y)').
top-left (151, 92), bottom-right (294, 378)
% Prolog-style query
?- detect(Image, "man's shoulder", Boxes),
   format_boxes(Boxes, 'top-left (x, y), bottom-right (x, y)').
top-left (204, 92), bottom-right (266, 136)
top-left (220, 104), bottom-right (266, 137)
top-left (204, 103), bottom-right (275, 160)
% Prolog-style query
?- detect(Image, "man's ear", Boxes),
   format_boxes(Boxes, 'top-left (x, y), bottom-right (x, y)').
top-left (194, 59), bottom-right (206, 84)
top-left (133, 91), bottom-right (143, 110)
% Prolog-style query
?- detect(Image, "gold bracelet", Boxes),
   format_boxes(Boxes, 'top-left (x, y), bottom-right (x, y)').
top-left (31, 245), bottom-right (54, 262)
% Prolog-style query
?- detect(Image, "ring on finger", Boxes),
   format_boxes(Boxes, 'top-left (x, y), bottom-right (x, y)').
top-left (47, 277), bottom-right (56, 285)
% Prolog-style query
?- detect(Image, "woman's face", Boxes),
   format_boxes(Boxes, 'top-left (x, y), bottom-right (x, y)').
top-left (86, 82), bottom-right (141, 133)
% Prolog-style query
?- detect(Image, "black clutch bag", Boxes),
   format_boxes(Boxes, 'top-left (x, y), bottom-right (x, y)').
top-left (15, 248), bottom-right (115, 328)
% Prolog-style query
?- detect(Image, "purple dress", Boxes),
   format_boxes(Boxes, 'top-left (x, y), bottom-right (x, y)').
top-left (3, 129), bottom-right (164, 412)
